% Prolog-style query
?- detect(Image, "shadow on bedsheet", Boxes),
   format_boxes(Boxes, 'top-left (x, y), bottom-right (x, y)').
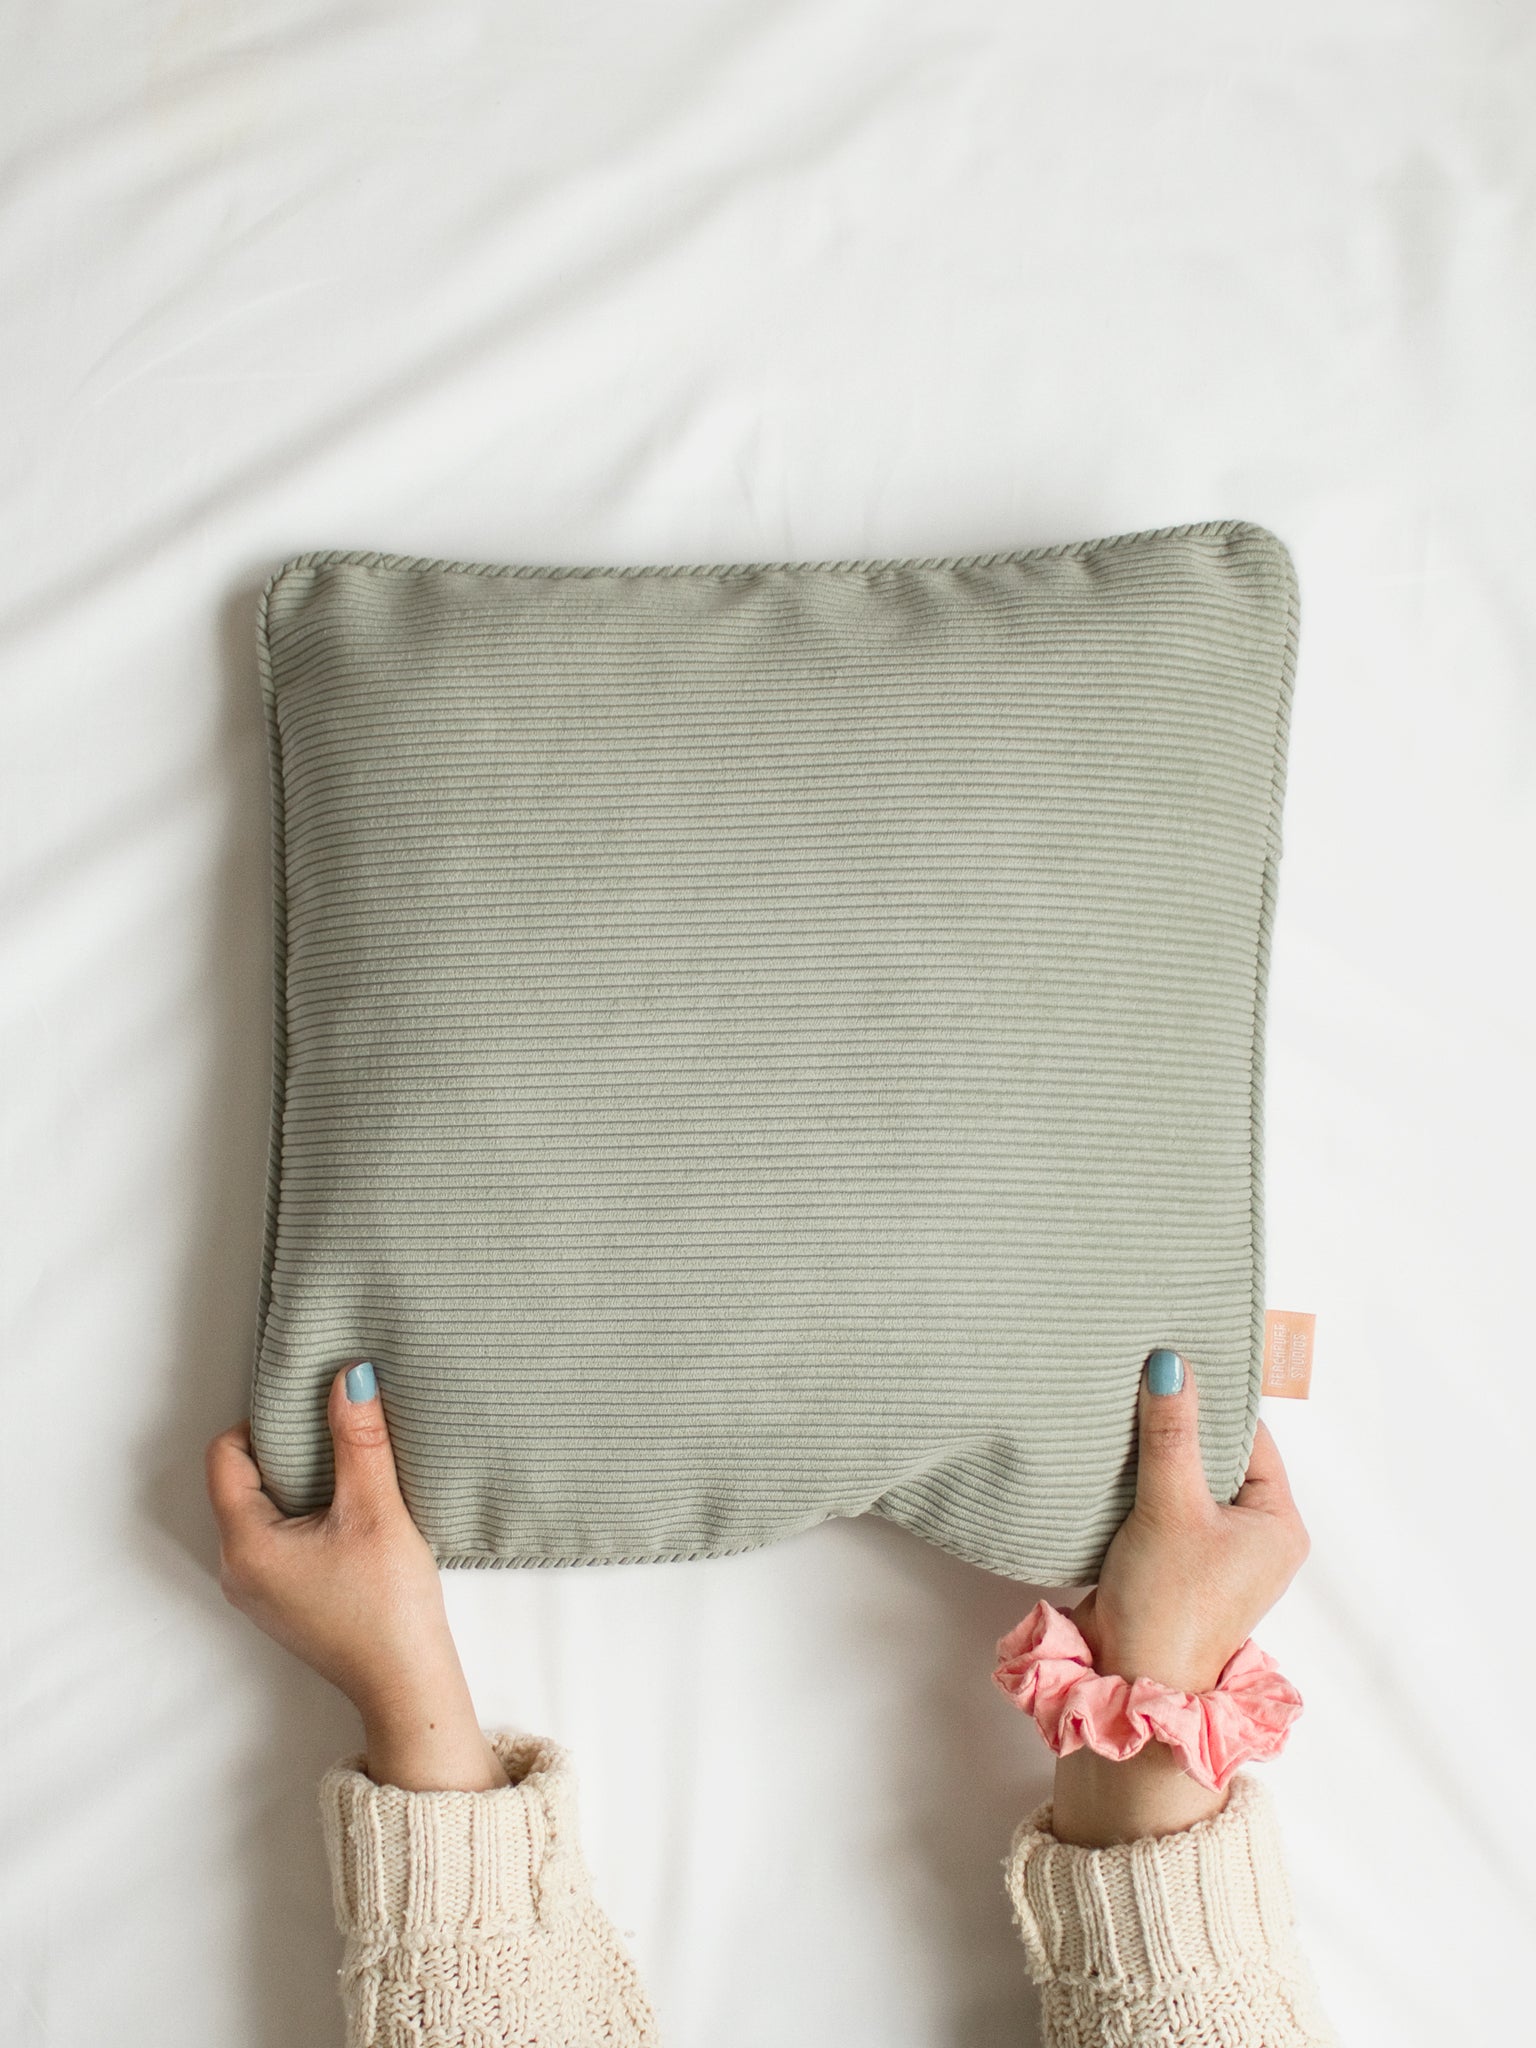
top-left (135, 572), bottom-right (1054, 2048)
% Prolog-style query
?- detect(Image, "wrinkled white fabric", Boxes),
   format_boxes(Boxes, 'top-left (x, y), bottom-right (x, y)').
top-left (1, 6), bottom-right (1531, 2047)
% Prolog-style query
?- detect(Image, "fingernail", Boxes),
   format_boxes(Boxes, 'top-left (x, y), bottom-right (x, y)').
top-left (1146, 1348), bottom-right (1184, 1396)
top-left (344, 1361), bottom-right (378, 1403)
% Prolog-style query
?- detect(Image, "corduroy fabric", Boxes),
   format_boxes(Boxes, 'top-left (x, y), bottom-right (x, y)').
top-left (250, 519), bottom-right (1298, 1580)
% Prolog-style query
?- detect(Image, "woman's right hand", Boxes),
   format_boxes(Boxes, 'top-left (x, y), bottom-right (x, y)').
top-left (206, 1361), bottom-right (508, 1792)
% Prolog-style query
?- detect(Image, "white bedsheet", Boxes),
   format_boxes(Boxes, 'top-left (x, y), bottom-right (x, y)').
top-left (3, 6), bottom-right (1532, 2044)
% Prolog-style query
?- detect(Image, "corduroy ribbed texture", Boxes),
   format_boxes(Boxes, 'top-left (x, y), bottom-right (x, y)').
top-left (250, 519), bottom-right (1298, 1580)
top-left (1006, 1772), bottom-right (1338, 2045)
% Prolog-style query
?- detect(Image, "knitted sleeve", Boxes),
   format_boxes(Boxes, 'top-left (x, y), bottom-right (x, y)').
top-left (318, 1729), bottom-right (659, 2048)
top-left (1005, 1772), bottom-right (1337, 2048)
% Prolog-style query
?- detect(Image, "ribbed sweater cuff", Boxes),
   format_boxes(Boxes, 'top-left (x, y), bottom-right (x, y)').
top-left (1006, 1772), bottom-right (1302, 1992)
top-left (319, 1730), bottom-right (588, 1939)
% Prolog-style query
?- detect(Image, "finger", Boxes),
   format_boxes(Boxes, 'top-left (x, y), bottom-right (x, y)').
top-left (205, 1422), bottom-right (283, 1537)
top-left (325, 1361), bottom-right (404, 1520)
top-left (1133, 1348), bottom-right (1213, 1520)
top-left (1232, 1418), bottom-right (1295, 1512)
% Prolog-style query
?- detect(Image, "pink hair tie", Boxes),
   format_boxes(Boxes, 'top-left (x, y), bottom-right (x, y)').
top-left (992, 1600), bottom-right (1302, 1793)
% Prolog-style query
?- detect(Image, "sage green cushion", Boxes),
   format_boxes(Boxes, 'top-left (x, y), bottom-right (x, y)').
top-left (249, 520), bottom-right (1298, 1583)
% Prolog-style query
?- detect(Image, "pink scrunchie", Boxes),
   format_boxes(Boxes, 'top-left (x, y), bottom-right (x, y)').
top-left (992, 1601), bottom-right (1303, 1793)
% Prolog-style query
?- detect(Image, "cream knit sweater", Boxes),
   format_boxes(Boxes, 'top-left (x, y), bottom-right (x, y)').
top-left (319, 1730), bottom-right (1336, 2047)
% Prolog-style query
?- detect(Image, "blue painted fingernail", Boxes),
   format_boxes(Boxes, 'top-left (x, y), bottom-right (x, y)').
top-left (345, 1361), bottom-right (377, 1403)
top-left (1146, 1349), bottom-right (1184, 1396)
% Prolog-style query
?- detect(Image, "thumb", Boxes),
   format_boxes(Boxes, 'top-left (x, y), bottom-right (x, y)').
top-left (325, 1361), bottom-right (403, 1520)
top-left (1133, 1348), bottom-right (1213, 1522)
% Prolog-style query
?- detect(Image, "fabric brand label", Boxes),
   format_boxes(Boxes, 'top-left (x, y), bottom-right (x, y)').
top-left (1262, 1309), bottom-right (1315, 1398)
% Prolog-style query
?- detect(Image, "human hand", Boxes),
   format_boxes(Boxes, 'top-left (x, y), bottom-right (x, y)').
top-left (205, 1362), bottom-right (507, 1791)
top-left (1049, 1348), bottom-right (1310, 1845)
top-left (1072, 1348), bottom-right (1310, 1696)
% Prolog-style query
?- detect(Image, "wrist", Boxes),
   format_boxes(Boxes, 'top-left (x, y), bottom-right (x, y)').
top-left (1050, 1742), bottom-right (1229, 1847)
top-left (1095, 1641), bottom-right (1229, 1695)
top-left (348, 1629), bottom-right (469, 1732)
top-left (361, 1707), bottom-right (509, 1792)
top-left (1078, 1611), bottom-right (1232, 1697)
top-left (355, 1665), bottom-right (509, 1793)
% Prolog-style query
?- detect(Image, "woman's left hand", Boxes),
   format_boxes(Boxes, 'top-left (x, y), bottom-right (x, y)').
top-left (1047, 1349), bottom-right (1310, 1845)
top-left (205, 1362), bottom-right (507, 1790)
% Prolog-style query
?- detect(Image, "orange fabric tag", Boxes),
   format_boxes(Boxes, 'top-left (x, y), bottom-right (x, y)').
top-left (1262, 1310), bottom-right (1315, 1398)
